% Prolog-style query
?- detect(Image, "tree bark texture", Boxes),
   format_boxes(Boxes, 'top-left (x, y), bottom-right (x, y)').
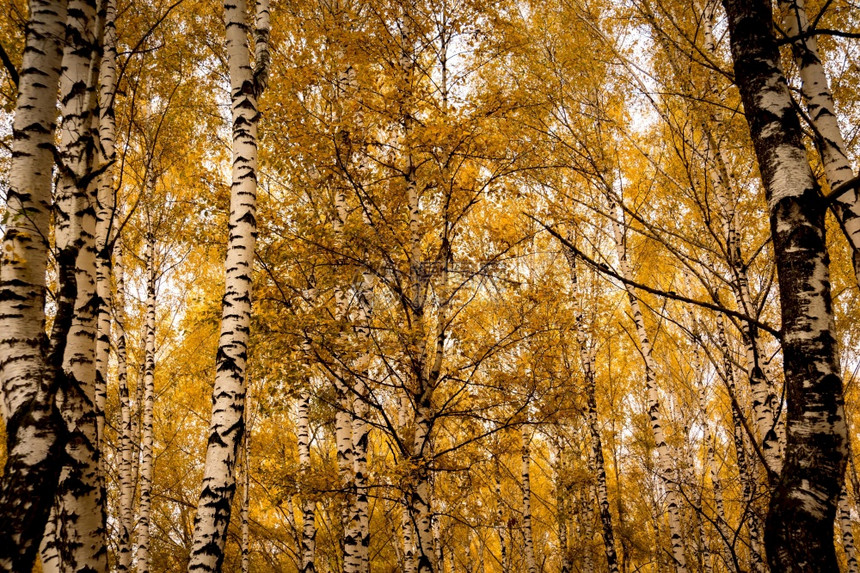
top-left (0, 1), bottom-right (69, 570)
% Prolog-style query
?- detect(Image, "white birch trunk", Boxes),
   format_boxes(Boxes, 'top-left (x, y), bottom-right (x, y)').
top-left (609, 200), bottom-right (688, 573)
top-left (49, 1), bottom-right (107, 568)
top-left (240, 430), bottom-right (250, 573)
top-left (136, 233), bottom-right (157, 573)
top-left (408, 406), bottom-right (437, 573)
top-left (0, 0), bottom-right (68, 569)
top-left (187, 0), bottom-right (268, 569)
top-left (94, 0), bottom-right (117, 485)
top-left (297, 391), bottom-right (317, 572)
top-left (496, 476), bottom-right (510, 573)
top-left (780, 0), bottom-right (860, 287)
top-left (716, 315), bottom-right (766, 573)
top-left (840, 487), bottom-right (859, 573)
top-left (402, 498), bottom-right (417, 573)
top-left (115, 238), bottom-right (135, 572)
top-left (352, 277), bottom-right (372, 571)
top-left (521, 430), bottom-right (538, 573)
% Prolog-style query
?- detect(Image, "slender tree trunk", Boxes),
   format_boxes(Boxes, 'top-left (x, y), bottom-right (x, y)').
top-left (554, 445), bottom-right (572, 573)
top-left (407, 403), bottom-right (437, 573)
top-left (694, 318), bottom-right (735, 573)
top-left (136, 232), bottom-right (157, 573)
top-left (722, 1), bottom-right (849, 569)
top-left (609, 200), bottom-right (688, 573)
top-left (240, 430), bottom-right (251, 573)
top-left (578, 485), bottom-right (595, 573)
top-left (0, 1), bottom-right (69, 569)
top-left (115, 238), bottom-right (135, 572)
top-left (497, 475), bottom-right (510, 573)
top-left (716, 315), bottom-right (766, 573)
top-left (840, 487), bottom-right (859, 573)
top-left (353, 389), bottom-right (370, 573)
top-left (297, 391), bottom-right (317, 572)
top-left (187, 0), bottom-right (268, 569)
top-left (94, 0), bottom-right (117, 486)
top-left (521, 430), bottom-right (538, 573)
top-left (779, 0), bottom-right (860, 286)
top-left (332, 179), bottom-right (359, 572)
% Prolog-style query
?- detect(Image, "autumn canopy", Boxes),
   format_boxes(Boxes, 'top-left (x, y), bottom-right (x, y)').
top-left (1, 0), bottom-right (860, 571)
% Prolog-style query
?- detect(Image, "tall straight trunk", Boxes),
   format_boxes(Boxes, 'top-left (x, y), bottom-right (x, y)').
top-left (496, 475), bottom-right (510, 573)
top-left (556, 478), bottom-right (571, 573)
top-left (115, 238), bottom-right (135, 572)
top-left (562, 245), bottom-right (620, 573)
top-left (187, 0), bottom-right (268, 569)
top-left (94, 0), bottom-right (117, 483)
top-left (779, 0), bottom-right (860, 286)
top-left (407, 403), bottom-right (437, 573)
top-left (695, 317), bottom-right (734, 573)
top-left (297, 391), bottom-right (317, 572)
top-left (352, 269), bottom-right (373, 571)
top-left (840, 487), bottom-right (859, 573)
top-left (0, 1), bottom-right (69, 570)
top-left (521, 430), bottom-right (538, 573)
top-left (678, 301), bottom-right (719, 573)
top-left (609, 200), bottom-right (688, 573)
top-left (240, 430), bottom-right (250, 573)
top-left (722, 0), bottom-right (849, 569)
top-left (352, 388), bottom-right (370, 572)
top-left (578, 485), bottom-right (595, 573)
top-left (332, 178), bottom-right (359, 572)
top-left (48, 1), bottom-right (107, 568)
top-left (136, 233), bottom-right (157, 573)
top-left (350, 302), bottom-right (372, 573)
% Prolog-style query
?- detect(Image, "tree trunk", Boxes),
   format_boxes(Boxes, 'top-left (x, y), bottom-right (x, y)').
top-left (779, 0), bottom-right (860, 287)
top-left (187, 0), bottom-right (268, 569)
top-left (297, 391), bottom-right (317, 572)
top-left (240, 430), bottom-right (251, 573)
top-left (722, 0), bottom-right (849, 569)
top-left (521, 430), bottom-right (538, 573)
top-left (0, 0), bottom-right (69, 570)
top-left (716, 314), bottom-right (767, 573)
top-left (407, 404), bottom-right (437, 573)
top-left (840, 487), bottom-right (859, 573)
top-left (402, 494), bottom-right (417, 573)
top-left (115, 238), bottom-right (135, 572)
top-left (136, 232), bottom-right (157, 573)
top-left (94, 0), bottom-right (117, 487)
top-left (49, 1), bottom-right (108, 568)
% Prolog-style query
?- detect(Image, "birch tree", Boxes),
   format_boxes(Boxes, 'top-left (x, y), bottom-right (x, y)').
top-left (46, 0), bottom-right (108, 568)
top-left (188, 0), bottom-right (270, 569)
top-left (0, 1), bottom-right (68, 569)
top-left (722, 0), bottom-right (849, 568)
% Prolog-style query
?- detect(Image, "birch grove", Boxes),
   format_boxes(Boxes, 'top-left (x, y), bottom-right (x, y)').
top-left (3, 0), bottom-right (860, 570)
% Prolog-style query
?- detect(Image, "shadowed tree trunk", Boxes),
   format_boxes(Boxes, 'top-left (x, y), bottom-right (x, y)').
top-left (0, 1), bottom-right (69, 570)
top-left (46, 0), bottom-right (108, 568)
